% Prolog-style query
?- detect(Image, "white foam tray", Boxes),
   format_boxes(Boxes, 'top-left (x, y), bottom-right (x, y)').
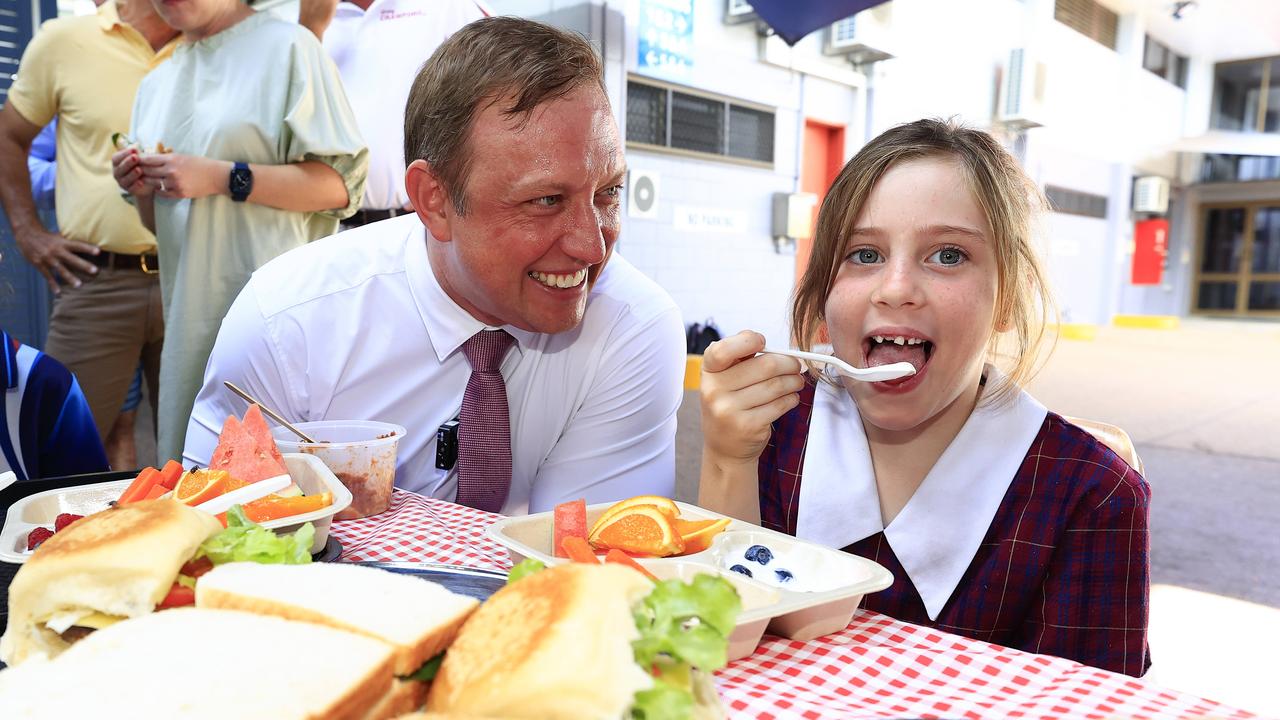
top-left (487, 501), bottom-right (893, 661)
top-left (0, 454), bottom-right (351, 563)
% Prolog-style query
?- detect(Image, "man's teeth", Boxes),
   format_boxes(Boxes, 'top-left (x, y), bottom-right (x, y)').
top-left (529, 269), bottom-right (587, 289)
top-left (871, 335), bottom-right (925, 346)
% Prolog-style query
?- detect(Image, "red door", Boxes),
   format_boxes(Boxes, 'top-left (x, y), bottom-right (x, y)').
top-left (798, 121), bottom-right (845, 286)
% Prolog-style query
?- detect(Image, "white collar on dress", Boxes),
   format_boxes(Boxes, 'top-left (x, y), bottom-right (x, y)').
top-left (400, 219), bottom-right (532, 363)
top-left (795, 365), bottom-right (1048, 620)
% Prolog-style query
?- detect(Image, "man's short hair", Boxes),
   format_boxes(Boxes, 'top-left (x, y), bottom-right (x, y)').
top-left (404, 16), bottom-right (607, 215)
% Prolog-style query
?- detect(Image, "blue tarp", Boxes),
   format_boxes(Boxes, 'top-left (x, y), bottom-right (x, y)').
top-left (746, 0), bottom-right (891, 46)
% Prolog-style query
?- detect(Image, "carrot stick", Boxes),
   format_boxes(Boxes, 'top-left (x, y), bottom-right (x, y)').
top-left (118, 467), bottom-right (160, 504)
top-left (141, 484), bottom-right (168, 500)
top-left (561, 536), bottom-right (600, 564)
top-left (605, 549), bottom-right (658, 581)
top-left (156, 460), bottom-right (185, 491)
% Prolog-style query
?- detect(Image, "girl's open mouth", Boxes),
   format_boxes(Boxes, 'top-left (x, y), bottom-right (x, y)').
top-left (862, 333), bottom-right (933, 388)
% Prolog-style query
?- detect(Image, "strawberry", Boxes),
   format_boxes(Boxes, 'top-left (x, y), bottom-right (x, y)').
top-left (26, 527), bottom-right (54, 551)
top-left (54, 513), bottom-right (84, 532)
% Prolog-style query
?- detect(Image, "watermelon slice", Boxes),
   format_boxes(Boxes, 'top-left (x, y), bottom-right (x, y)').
top-left (242, 404), bottom-right (287, 469)
top-left (209, 410), bottom-right (291, 487)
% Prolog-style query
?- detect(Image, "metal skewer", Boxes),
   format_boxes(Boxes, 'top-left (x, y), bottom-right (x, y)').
top-left (223, 380), bottom-right (318, 444)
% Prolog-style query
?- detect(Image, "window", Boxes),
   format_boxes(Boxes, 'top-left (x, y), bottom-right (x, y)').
top-left (625, 78), bottom-right (776, 165)
top-left (1211, 56), bottom-right (1280, 133)
top-left (1202, 154), bottom-right (1280, 183)
top-left (1143, 36), bottom-right (1188, 89)
top-left (1054, 0), bottom-right (1119, 50)
top-left (1045, 185), bottom-right (1108, 219)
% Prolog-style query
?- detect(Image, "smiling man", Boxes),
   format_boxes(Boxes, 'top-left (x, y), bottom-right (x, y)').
top-left (182, 17), bottom-right (686, 515)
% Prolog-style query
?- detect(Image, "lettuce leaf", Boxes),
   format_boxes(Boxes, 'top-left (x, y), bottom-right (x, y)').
top-left (506, 558), bottom-right (547, 584)
top-left (402, 654), bottom-right (444, 682)
top-left (630, 681), bottom-right (694, 720)
top-left (629, 573), bottom-right (741, 719)
top-left (197, 505), bottom-right (314, 565)
top-left (631, 574), bottom-right (741, 672)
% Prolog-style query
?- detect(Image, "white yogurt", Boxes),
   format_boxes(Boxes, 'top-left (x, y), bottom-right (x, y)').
top-left (716, 536), bottom-right (850, 593)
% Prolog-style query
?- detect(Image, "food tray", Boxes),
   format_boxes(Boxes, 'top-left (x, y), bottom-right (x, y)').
top-left (0, 454), bottom-right (351, 563)
top-left (487, 501), bottom-right (893, 661)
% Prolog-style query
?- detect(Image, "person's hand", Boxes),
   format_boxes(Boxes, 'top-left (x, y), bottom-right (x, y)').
top-left (13, 226), bottom-right (100, 294)
top-left (700, 330), bottom-right (807, 466)
top-left (138, 153), bottom-right (227, 200)
top-left (112, 146), bottom-right (153, 198)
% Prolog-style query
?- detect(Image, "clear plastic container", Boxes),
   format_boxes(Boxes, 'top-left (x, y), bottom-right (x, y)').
top-left (272, 421), bottom-right (406, 520)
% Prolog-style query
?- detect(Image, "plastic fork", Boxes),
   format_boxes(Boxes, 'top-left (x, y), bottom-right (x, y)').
top-left (761, 347), bottom-right (916, 383)
top-left (194, 474), bottom-right (291, 516)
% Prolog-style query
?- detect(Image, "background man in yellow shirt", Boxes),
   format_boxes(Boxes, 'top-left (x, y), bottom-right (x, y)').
top-left (0, 0), bottom-right (177, 467)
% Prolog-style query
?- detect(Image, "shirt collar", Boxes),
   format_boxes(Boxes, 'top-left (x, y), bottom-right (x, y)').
top-left (3, 330), bottom-right (18, 390)
top-left (401, 218), bottom-right (532, 363)
top-left (796, 365), bottom-right (1048, 620)
top-left (97, 0), bottom-right (123, 31)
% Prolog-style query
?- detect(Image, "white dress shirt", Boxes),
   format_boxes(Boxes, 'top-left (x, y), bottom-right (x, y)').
top-left (796, 366), bottom-right (1048, 619)
top-left (184, 215), bottom-right (686, 515)
top-left (322, 0), bottom-right (486, 211)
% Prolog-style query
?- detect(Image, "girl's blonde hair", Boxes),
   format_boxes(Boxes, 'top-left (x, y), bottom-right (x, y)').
top-left (790, 118), bottom-right (1057, 403)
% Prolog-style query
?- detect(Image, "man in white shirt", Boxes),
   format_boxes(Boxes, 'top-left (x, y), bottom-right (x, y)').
top-left (299, 0), bottom-right (486, 228)
top-left (184, 17), bottom-right (687, 515)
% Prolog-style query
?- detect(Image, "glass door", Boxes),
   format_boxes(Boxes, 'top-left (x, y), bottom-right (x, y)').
top-left (1195, 203), bottom-right (1280, 316)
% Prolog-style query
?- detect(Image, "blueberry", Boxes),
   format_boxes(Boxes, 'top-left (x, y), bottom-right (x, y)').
top-left (744, 544), bottom-right (773, 565)
top-left (774, 569), bottom-right (794, 583)
top-left (729, 564), bottom-right (753, 578)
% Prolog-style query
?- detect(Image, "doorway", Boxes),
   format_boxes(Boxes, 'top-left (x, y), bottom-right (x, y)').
top-left (1195, 202), bottom-right (1280, 317)
top-left (797, 120), bottom-right (845, 285)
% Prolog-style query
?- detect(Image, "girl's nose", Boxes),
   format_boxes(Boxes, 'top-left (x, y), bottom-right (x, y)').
top-left (870, 258), bottom-right (923, 308)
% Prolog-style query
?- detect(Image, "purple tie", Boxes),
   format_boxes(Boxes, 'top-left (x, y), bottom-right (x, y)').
top-left (455, 330), bottom-right (515, 512)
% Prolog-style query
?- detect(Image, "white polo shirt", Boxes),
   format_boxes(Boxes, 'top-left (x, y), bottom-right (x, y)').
top-left (183, 215), bottom-right (687, 516)
top-left (322, 0), bottom-right (486, 211)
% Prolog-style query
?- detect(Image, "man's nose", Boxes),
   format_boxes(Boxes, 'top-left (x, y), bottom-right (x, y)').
top-left (560, 199), bottom-right (608, 263)
top-left (870, 257), bottom-right (923, 308)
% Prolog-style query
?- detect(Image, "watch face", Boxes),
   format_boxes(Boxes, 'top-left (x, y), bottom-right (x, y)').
top-left (231, 168), bottom-right (252, 195)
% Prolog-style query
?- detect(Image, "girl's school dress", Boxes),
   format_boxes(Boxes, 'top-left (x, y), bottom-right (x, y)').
top-left (758, 367), bottom-right (1151, 677)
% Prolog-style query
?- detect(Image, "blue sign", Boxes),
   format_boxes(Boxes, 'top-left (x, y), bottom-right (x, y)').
top-left (638, 0), bottom-right (693, 77)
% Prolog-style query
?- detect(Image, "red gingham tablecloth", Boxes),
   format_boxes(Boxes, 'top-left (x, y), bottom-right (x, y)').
top-left (330, 490), bottom-right (1257, 720)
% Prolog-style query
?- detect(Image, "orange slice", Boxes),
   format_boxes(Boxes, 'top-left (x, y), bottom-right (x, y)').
top-left (173, 469), bottom-right (230, 506)
top-left (589, 506), bottom-right (684, 557)
top-left (676, 517), bottom-right (731, 555)
top-left (588, 495), bottom-right (679, 537)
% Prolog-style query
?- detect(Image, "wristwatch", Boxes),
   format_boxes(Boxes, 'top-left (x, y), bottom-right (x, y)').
top-left (229, 162), bottom-right (253, 202)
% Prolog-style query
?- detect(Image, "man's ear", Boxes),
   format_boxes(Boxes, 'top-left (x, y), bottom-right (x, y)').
top-left (406, 159), bottom-right (453, 242)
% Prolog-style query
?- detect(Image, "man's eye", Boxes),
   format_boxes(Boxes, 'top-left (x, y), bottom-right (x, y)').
top-left (929, 247), bottom-right (967, 266)
top-left (848, 248), bottom-right (882, 264)
top-left (601, 184), bottom-right (623, 199)
top-left (531, 195), bottom-right (560, 207)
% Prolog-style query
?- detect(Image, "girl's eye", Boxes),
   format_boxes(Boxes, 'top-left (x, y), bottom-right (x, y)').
top-left (930, 247), bottom-right (967, 266)
top-left (848, 248), bottom-right (882, 264)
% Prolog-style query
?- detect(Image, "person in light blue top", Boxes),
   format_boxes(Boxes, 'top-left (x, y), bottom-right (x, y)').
top-left (27, 121), bottom-right (56, 212)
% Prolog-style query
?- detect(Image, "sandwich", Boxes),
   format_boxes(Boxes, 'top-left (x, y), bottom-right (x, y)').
top-left (0, 607), bottom-right (401, 719)
top-left (425, 562), bottom-right (742, 720)
top-left (196, 561), bottom-right (480, 714)
top-left (0, 500), bottom-right (314, 666)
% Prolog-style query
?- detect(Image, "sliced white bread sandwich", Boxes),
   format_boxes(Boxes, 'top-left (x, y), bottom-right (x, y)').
top-left (0, 499), bottom-right (222, 666)
top-left (0, 607), bottom-right (397, 719)
top-left (197, 562), bottom-right (479, 679)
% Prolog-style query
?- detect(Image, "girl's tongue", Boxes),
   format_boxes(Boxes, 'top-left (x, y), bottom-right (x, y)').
top-left (866, 341), bottom-right (929, 372)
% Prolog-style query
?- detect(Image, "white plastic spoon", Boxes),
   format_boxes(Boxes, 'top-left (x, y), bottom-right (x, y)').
top-left (194, 474), bottom-right (291, 516)
top-left (761, 347), bottom-right (916, 383)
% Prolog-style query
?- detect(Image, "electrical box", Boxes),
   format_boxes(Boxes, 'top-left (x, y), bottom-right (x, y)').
top-left (772, 192), bottom-right (818, 239)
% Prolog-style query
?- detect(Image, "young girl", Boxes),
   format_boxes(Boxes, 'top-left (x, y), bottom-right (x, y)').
top-left (698, 119), bottom-right (1150, 677)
